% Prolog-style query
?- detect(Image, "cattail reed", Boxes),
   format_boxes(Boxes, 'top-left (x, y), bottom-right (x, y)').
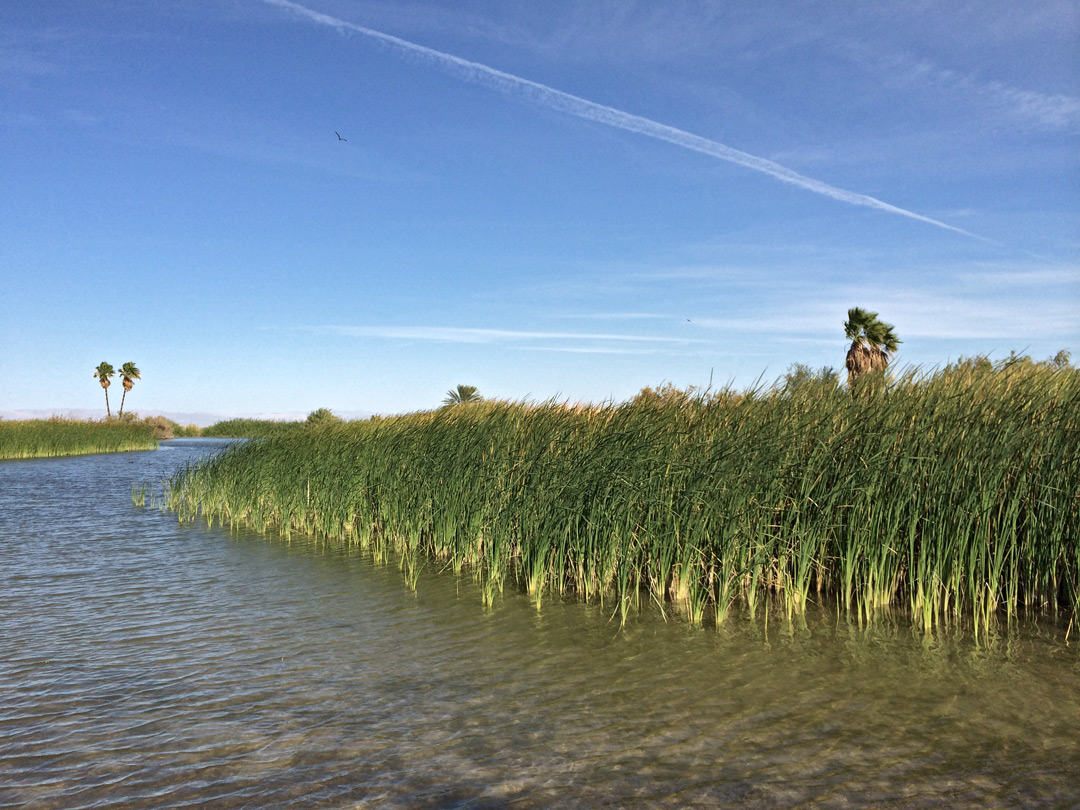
top-left (160, 359), bottom-right (1080, 634)
top-left (0, 418), bottom-right (157, 459)
top-left (199, 419), bottom-right (302, 438)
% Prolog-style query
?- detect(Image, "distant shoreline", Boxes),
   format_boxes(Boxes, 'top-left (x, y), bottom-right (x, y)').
top-left (0, 409), bottom-right (374, 428)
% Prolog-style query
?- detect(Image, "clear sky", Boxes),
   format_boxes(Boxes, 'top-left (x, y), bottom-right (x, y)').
top-left (2, 0), bottom-right (1078, 419)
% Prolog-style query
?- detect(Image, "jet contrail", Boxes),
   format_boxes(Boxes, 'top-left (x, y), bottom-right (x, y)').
top-left (265, 0), bottom-right (986, 240)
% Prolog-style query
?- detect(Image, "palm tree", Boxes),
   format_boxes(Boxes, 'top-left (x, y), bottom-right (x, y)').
top-left (93, 361), bottom-right (115, 417)
top-left (443, 384), bottom-right (482, 405)
top-left (117, 362), bottom-right (141, 418)
top-left (844, 307), bottom-right (901, 386)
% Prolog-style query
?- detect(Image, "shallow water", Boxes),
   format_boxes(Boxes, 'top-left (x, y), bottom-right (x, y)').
top-left (1, 439), bottom-right (1078, 808)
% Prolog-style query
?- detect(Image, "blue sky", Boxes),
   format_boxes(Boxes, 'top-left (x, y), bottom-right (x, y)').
top-left (2, 0), bottom-right (1077, 419)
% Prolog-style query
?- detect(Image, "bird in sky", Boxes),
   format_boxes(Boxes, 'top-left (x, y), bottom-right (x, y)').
top-left (335, 131), bottom-right (347, 141)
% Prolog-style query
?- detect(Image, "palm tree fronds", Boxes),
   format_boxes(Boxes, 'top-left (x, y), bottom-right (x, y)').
top-left (443, 384), bottom-right (482, 406)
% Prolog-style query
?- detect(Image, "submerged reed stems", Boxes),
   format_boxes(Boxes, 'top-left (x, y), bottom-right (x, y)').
top-left (160, 360), bottom-right (1080, 634)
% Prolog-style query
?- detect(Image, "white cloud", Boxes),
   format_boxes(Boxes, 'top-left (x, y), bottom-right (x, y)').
top-left (564, 311), bottom-right (668, 321)
top-left (865, 294), bottom-right (1078, 340)
top-left (516, 345), bottom-right (667, 355)
top-left (851, 44), bottom-right (1080, 133)
top-left (307, 324), bottom-right (700, 345)
top-left (957, 265), bottom-right (1080, 286)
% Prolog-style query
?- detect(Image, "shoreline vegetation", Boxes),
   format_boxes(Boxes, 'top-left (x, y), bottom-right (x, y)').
top-left (158, 357), bottom-right (1079, 637)
top-left (0, 413), bottom-right (302, 460)
top-left (0, 417), bottom-right (162, 460)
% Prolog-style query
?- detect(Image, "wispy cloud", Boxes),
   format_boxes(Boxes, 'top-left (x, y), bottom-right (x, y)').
top-left (564, 311), bottom-right (668, 321)
top-left (308, 324), bottom-right (700, 345)
top-left (678, 262), bottom-right (1080, 343)
top-left (850, 44), bottom-right (1080, 133)
top-left (957, 263), bottom-right (1080, 286)
top-left (847, 291), bottom-right (1079, 340)
top-left (691, 314), bottom-right (835, 335)
top-left (517, 345), bottom-right (669, 356)
top-left (263, 0), bottom-right (985, 241)
top-left (983, 82), bottom-right (1080, 131)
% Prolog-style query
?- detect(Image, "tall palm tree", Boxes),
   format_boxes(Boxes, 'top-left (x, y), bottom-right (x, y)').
top-left (93, 361), bottom-right (115, 417)
top-left (443, 384), bottom-right (482, 405)
top-left (117, 361), bottom-right (141, 417)
top-left (844, 307), bottom-right (901, 386)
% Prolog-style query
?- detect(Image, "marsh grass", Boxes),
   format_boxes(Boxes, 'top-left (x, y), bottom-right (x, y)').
top-left (160, 360), bottom-right (1079, 635)
top-left (0, 417), bottom-right (157, 459)
top-left (200, 419), bottom-right (303, 438)
top-left (131, 482), bottom-right (150, 507)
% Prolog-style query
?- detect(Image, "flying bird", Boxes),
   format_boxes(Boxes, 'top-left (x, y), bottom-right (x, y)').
top-left (335, 131), bottom-right (347, 141)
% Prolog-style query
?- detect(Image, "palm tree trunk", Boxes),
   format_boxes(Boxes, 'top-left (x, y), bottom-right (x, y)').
top-left (118, 389), bottom-right (127, 417)
top-left (104, 388), bottom-right (111, 418)
top-left (846, 341), bottom-right (873, 384)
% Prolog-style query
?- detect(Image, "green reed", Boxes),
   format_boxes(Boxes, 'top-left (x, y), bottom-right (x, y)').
top-left (131, 482), bottom-right (150, 507)
top-left (199, 419), bottom-right (304, 438)
top-left (0, 418), bottom-right (158, 459)
top-left (160, 361), bottom-right (1079, 635)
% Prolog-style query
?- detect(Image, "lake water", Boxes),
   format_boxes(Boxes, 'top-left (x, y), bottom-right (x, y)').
top-left (2, 439), bottom-right (1078, 808)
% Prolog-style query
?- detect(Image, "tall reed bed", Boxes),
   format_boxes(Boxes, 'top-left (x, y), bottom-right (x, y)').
top-left (162, 361), bottom-right (1079, 634)
top-left (200, 419), bottom-right (303, 438)
top-left (0, 418), bottom-right (157, 459)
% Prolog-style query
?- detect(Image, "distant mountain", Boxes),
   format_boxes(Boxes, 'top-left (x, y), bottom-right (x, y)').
top-left (0, 409), bottom-right (375, 427)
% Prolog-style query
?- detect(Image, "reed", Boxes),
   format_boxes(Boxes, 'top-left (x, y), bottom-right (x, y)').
top-left (200, 419), bottom-right (303, 438)
top-left (159, 359), bottom-right (1079, 634)
top-left (0, 418), bottom-right (158, 459)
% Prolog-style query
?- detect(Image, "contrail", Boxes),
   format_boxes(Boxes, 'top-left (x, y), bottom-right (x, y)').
top-left (264, 0), bottom-right (986, 240)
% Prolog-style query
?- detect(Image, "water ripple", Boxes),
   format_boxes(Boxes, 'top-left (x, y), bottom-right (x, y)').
top-left (1, 441), bottom-right (1078, 808)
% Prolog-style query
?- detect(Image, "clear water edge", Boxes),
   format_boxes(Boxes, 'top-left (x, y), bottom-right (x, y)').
top-left (1, 440), bottom-right (1077, 808)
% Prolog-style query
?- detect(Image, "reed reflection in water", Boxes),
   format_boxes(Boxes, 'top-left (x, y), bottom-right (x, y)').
top-left (1, 440), bottom-right (1077, 808)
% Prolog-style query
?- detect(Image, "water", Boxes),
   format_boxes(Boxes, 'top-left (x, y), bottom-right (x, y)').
top-left (1, 440), bottom-right (1078, 808)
